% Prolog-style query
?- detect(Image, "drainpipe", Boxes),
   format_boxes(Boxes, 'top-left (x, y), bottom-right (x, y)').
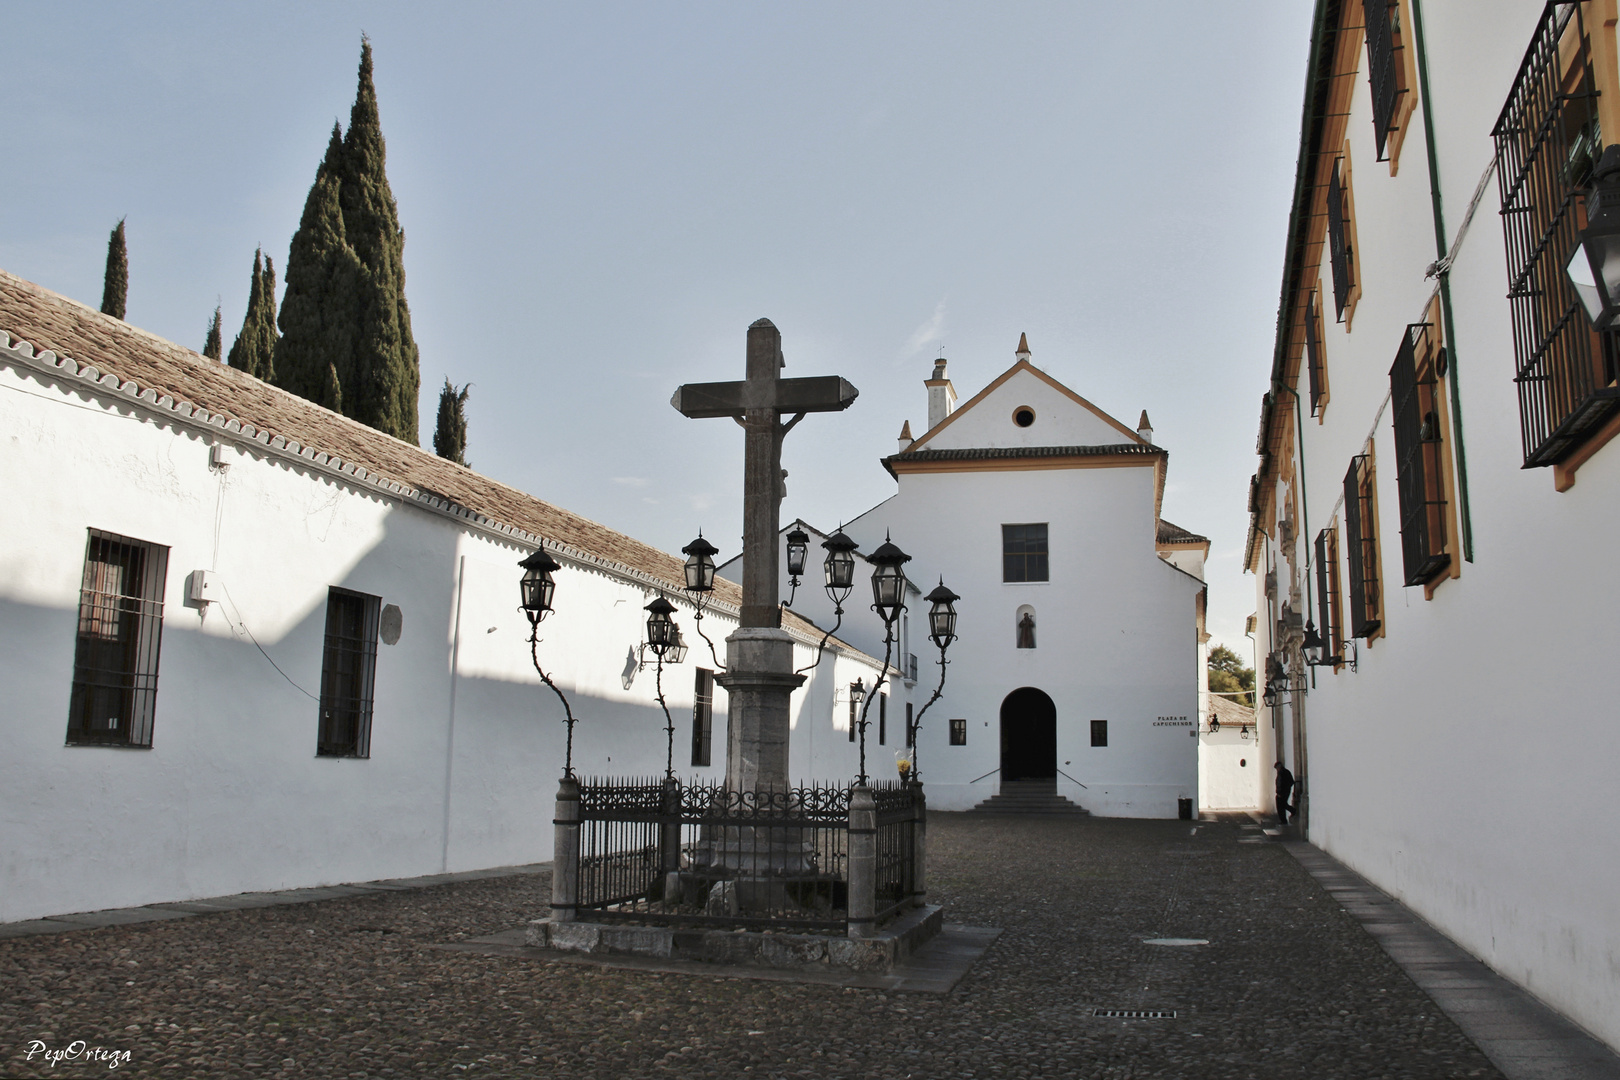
top-left (1410, 0), bottom-right (1476, 561)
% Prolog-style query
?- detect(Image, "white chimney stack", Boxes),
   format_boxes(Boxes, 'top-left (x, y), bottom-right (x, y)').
top-left (925, 359), bottom-right (956, 432)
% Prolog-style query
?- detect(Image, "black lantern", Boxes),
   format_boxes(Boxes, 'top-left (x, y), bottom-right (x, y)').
top-left (925, 579), bottom-right (959, 648)
top-left (681, 533), bottom-right (719, 593)
top-left (667, 629), bottom-right (689, 665)
top-left (645, 595), bottom-right (678, 655)
top-left (1568, 144), bottom-right (1620, 329)
top-left (518, 546), bottom-right (561, 626)
top-left (1209, 715), bottom-right (1221, 733)
top-left (851, 678), bottom-right (866, 705)
top-left (822, 529), bottom-right (859, 599)
top-left (867, 534), bottom-right (911, 624)
top-left (1302, 621), bottom-right (1328, 667)
top-left (1262, 682), bottom-right (1279, 708)
top-left (785, 527), bottom-right (809, 580)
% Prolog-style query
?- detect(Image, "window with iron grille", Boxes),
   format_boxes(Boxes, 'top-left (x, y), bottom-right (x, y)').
top-left (1390, 323), bottom-right (1453, 586)
top-left (1002, 523), bottom-right (1048, 582)
top-left (905, 701), bottom-right (915, 747)
top-left (1493, 2), bottom-right (1620, 467)
top-left (1343, 454), bottom-right (1383, 638)
top-left (1328, 158), bottom-right (1356, 321)
top-left (879, 692), bottom-right (888, 745)
top-left (1090, 720), bottom-right (1108, 748)
top-left (948, 718), bottom-right (967, 746)
top-left (1363, 0), bottom-right (1406, 161)
top-left (848, 687), bottom-right (857, 742)
top-left (317, 587), bottom-right (379, 757)
top-left (1314, 526), bottom-right (1344, 665)
top-left (67, 530), bottom-right (169, 747)
top-left (1305, 291), bottom-right (1329, 416)
top-left (690, 667), bottom-right (714, 767)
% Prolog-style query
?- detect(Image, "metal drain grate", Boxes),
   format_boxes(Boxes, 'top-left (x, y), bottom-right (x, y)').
top-left (1094, 1008), bottom-right (1178, 1019)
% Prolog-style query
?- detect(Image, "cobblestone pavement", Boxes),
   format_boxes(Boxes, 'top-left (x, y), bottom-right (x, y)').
top-left (1, 814), bottom-right (1504, 1079)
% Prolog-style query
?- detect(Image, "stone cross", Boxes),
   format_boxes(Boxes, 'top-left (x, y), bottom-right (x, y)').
top-left (671, 318), bottom-right (857, 792)
top-left (671, 318), bottom-right (857, 628)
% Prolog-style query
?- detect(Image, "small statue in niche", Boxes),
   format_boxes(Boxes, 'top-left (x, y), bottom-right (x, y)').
top-left (1016, 611), bottom-right (1036, 649)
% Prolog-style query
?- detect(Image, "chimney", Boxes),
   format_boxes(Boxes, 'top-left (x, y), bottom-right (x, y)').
top-left (1137, 410), bottom-right (1154, 443)
top-left (925, 358), bottom-right (956, 431)
top-left (898, 420), bottom-right (914, 453)
top-left (1016, 332), bottom-right (1031, 361)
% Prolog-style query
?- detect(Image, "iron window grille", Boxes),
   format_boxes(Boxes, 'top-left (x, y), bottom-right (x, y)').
top-left (1328, 158), bottom-right (1355, 321)
top-left (848, 687), bottom-right (857, 742)
top-left (949, 718), bottom-right (967, 746)
top-left (905, 702), bottom-right (915, 748)
top-left (879, 693), bottom-right (887, 746)
top-left (1343, 454), bottom-right (1382, 638)
top-left (1314, 526), bottom-right (1344, 664)
top-left (1091, 720), bottom-right (1108, 748)
top-left (66, 530), bottom-right (169, 747)
top-left (1363, 0), bottom-right (1406, 161)
top-left (316, 587), bottom-right (379, 757)
top-left (1493, 2), bottom-right (1620, 467)
top-left (1305, 291), bottom-right (1328, 415)
top-left (1390, 322), bottom-right (1452, 585)
top-left (1002, 523), bottom-right (1049, 582)
top-left (690, 668), bottom-right (714, 767)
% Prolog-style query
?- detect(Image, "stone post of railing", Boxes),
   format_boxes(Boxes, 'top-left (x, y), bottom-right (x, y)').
top-left (551, 774), bottom-right (581, 923)
top-left (659, 776), bottom-right (683, 903)
top-left (910, 779), bottom-right (927, 909)
top-left (847, 783), bottom-right (877, 938)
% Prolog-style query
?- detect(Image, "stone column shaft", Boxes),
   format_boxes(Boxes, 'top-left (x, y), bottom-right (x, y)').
top-left (847, 784), bottom-right (877, 938)
top-left (551, 775), bottom-right (581, 923)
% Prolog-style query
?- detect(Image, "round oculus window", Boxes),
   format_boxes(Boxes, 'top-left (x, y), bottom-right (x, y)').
top-left (1013, 406), bottom-right (1036, 428)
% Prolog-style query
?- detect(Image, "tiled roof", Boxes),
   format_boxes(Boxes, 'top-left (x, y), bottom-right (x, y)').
top-left (883, 442), bottom-right (1162, 477)
top-left (1157, 519), bottom-right (1209, 545)
top-left (1209, 695), bottom-right (1255, 726)
top-left (0, 268), bottom-right (842, 646)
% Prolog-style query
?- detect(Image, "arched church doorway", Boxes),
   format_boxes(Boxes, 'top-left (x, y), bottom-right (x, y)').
top-left (1000, 687), bottom-right (1057, 782)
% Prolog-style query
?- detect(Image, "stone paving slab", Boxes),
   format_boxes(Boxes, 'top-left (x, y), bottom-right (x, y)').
top-left (47, 908), bottom-right (192, 927)
top-left (1285, 840), bottom-right (1620, 1080)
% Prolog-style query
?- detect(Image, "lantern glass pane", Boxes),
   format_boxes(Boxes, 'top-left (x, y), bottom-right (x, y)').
top-left (826, 550), bottom-right (855, 590)
top-left (786, 542), bottom-right (807, 577)
top-left (872, 566), bottom-right (904, 611)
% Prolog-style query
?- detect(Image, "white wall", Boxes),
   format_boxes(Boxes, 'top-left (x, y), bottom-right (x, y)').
top-left (1252, 0), bottom-right (1620, 1051)
top-left (0, 353), bottom-right (895, 922)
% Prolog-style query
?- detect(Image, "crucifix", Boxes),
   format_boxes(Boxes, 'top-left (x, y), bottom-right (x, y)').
top-left (672, 318), bottom-right (857, 792)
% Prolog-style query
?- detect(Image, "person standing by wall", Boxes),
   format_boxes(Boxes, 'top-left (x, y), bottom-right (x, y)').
top-left (1275, 761), bottom-right (1295, 824)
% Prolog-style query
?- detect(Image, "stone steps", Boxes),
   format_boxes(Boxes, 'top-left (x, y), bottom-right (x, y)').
top-left (970, 781), bottom-right (1089, 816)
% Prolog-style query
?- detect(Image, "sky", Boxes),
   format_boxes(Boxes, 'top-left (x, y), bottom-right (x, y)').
top-left (1, 2), bottom-right (1315, 666)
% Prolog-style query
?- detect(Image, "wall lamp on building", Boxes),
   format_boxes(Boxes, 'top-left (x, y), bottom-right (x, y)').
top-left (784, 526), bottom-right (809, 607)
top-left (1567, 144), bottom-right (1620, 329)
top-left (519, 545), bottom-right (580, 777)
top-left (643, 595), bottom-right (685, 780)
top-left (1301, 620), bottom-right (1357, 672)
top-left (1261, 652), bottom-right (1291, 708)
top-left (906, 579), bottom-right (960, 782)
top-left (681, 532), bottom-right (725, 669)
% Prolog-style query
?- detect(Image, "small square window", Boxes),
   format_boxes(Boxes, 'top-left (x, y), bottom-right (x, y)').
top-left (1002, 523), bottom-right (1049, 582)
top-left (1091, 720), bottom-right (1108, 747)
top-left (317, 587), bottom-right (380, 757)
top-left (949, 718), bottom-right (967, 746)
top-left (67, 530), bottom-right (169, 748)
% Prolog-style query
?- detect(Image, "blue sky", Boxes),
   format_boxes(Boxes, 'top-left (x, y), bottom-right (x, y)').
top-left (1, 2), bottom-right (1315, 662)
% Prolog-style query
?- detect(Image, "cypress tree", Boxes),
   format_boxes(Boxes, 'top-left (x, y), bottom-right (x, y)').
top-left (203, 305), bottom-right (223, 360)
top-left (101, 219), bottom-right (128, 319)
top-left (433, 379), bottom-right (470, 466)
top-left (229, 248), bottom-right (280, 380)
top-left (277, 39), bottom-right (420, 441)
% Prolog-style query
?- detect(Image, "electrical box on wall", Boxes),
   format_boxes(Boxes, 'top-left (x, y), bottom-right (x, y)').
top-left (188, 569), bottom-right (218, 604)
top-left (210, 443), bottom-right (232, 469)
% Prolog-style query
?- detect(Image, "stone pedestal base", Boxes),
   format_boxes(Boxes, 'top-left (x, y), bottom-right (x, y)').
top-left (714, 629), bottom-right (805, 794)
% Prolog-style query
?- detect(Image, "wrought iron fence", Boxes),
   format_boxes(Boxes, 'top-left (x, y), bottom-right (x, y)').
top-left (560, 777), bottom-right (921, 933)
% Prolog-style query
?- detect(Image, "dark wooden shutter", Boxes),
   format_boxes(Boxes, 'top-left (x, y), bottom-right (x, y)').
top-left (1362, 0), bottom-right (1400, 160)
top-left (1314, 527), bottom-right (1339, 661)
top-left (1343, 456), bottom-right (1381, 638)
top-left (1389, 325), bottom-right (1451, 585)
top-left (1305, 292), bottom-right (1325, 414)
top-left (690, 668), bottom-right (714, 767)
top-left (1328, 159), bottom-right (1353, 320)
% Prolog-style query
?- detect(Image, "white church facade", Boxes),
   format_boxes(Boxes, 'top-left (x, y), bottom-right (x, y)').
top-left (726, 338), bottom-right (1209, 816)
top-left (0, 270), bottom-right (894, 925)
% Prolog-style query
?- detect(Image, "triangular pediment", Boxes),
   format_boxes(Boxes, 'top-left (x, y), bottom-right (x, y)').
top-left (908, 359), bottom-right (1146, 452)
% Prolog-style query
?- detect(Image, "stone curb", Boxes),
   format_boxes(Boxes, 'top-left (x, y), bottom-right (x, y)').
top-left (0, 862), bottom-right (551, 939)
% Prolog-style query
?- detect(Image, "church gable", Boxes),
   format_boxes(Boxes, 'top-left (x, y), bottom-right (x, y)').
top-left (910, 359), bottom-right (1144, 453)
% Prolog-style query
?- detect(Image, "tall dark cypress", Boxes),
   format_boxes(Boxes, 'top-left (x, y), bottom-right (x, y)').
top-left (203, 305), bottom-right (223, 360)
top-left (229, 248), bottom-right (279, 380)
top-left (101, 219), bottom-right (128, 320)
top-left (277, 39), bottom-right (420, 440)
top-left (433, 379), bottom-right (470, 465)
